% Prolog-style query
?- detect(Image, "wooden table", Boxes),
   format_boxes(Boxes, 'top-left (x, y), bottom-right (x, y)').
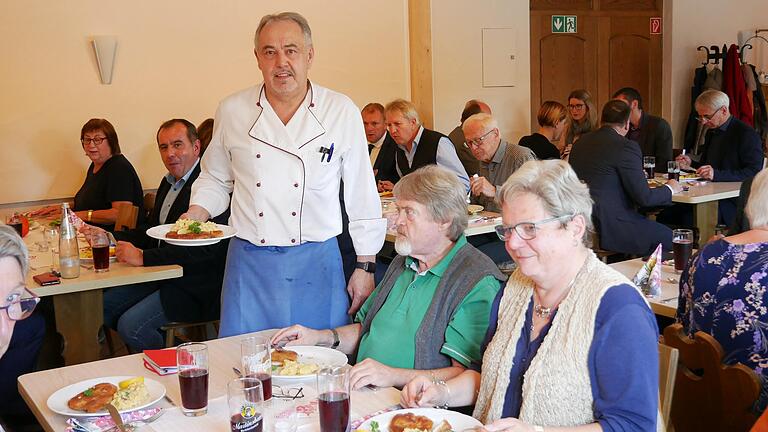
top-left (22, 222), bottom-right (183, 365)
top-left (670, 181), bottom-right (741, 239)
top-left (18, 330), bottom-right (401, 432)
top-left (609, 257), bottom-right (680, 318)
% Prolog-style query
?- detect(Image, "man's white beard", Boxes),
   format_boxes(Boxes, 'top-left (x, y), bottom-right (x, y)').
top-left (394, 236), bottom-right (412, 256)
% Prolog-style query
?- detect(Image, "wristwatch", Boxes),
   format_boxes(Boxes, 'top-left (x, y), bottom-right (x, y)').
top-left (87, 210), bottom-right (93, 222)
top-left (329, 328), bottom-right (340, 349)
top-left (355, 261), bottom-right (376, 273)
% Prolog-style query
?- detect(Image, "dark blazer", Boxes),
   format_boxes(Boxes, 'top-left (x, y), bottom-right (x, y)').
top-left (570, 126), bottom-right (673, 255)
top-left (115, 163), bottom-right (231, 322)
top-left (691, 116), bottom-right (764, 182)
top-left (634, 112), bottom-right (673, 172)
top-left (372, 134), bottom-right (400, 184)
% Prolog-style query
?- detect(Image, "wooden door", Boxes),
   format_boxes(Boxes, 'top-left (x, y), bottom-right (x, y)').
top-left (530, 0), bottom-right (663, 130)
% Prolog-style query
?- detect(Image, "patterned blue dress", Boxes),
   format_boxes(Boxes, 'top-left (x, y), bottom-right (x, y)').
top-left (677, 238), bottom-right (768, 410)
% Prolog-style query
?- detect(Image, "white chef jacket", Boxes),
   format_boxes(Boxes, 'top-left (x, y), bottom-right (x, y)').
top-left (191, 82), bottom-right (386, 256)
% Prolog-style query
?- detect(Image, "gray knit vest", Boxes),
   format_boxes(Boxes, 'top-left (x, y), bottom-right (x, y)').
top-left (357, 242), bottom-right (506, 369)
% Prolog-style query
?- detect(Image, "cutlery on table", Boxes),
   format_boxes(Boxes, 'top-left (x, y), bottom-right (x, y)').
top-left (103, 409), bottom-right (165, 432)
top-left (105, 403), bottom-right (127, 432)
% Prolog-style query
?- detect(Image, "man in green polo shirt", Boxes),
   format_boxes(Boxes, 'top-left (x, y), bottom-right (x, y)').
top-left (271, 165), bottom-right (504, 390)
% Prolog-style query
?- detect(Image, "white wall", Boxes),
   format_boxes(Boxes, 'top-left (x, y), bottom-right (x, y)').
top-left (0, 1), bottom-right (409, 203)
top-left (666, 0), bottom-right (768, 147)
top-left (431, 0), bottom-right (531, 143)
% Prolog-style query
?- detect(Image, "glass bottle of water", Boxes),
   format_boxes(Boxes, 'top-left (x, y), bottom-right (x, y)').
top-left (59, 203), bottom-right (80, 279)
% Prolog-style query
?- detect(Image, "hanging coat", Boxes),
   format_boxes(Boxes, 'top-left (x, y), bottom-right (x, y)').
top-left (723, 44), bottom-right (753, 126)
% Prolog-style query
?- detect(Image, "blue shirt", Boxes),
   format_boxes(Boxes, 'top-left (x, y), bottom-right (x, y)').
top-left (476, 284), bottom-right (659, 431)
top-left (158, 159), bottom-right (199, 224)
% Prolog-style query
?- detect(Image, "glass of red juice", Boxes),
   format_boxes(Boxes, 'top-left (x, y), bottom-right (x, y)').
top-left (88, 230), bottom-right (111, 272)
top-left (672, 229), bottom-right (694, 273)
top-left (317, 366), bottom-right (351, 432)
top-left (228, 378), bottom-right (264, 432)
top-left (177, 342), bottom-right (209, 416)
top-left (241, 336), bottom-right (272, 401)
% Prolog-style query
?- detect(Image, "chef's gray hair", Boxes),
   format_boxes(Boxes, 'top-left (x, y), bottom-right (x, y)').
top-left (499, 160), bottom-right (594, 246)
top-left (254, 12), bottom-right (313, 48)
top-left (0, 225), bottom-right (28, 276)
top-left (394, 165), bottom-right (468, 242)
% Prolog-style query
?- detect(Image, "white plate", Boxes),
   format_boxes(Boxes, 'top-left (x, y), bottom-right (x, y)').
top-left (146, 223), bottom-right (237, 246)
top-left (47, 376), bottom-right (166, 417)
top-left (467, 204), bottom-right (484, 214)
top-left (359, 408), bottom-right (482, 432)
top-left (272, 346), bottom-right (348, 380)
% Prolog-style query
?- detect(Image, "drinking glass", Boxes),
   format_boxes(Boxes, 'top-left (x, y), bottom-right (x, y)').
top-left (672, 229), bottom-right (694, 273)
top-left (177, 342), bottom-right (209, 416)
top-left (87, 231), bottom-right (110, 273)
top-left (227, 378), bottom-right (264, 432)
top-left (643, 156), bottom-right (656, 179)
top-left (43, 227), bottom-right (59, 272)
top-left (317, 366), bottom-right (351, 432)
top-left (667, 161), bottom-right (680, 181)
top-left (241, 336), bottom-right (272, 401)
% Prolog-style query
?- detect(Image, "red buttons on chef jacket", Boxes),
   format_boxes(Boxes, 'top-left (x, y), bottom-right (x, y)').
top-left (260, 239), bottom-right (265, 244)
top-left (293, 183), bottom-right (299, 187)
top-left (256, 154), bottom-right (261, 158)
top-left (259, 212), bottom-right (263, 217)
top-left (291, 212), bottom-right (296, 216)
top-left (256, 182), bottom-right (261, 187)
top-left (291, 239), bottom-right (296, 243)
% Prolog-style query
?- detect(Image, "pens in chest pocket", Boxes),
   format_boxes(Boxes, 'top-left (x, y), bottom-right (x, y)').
top-left (319, 143), bottom-right (335, 162)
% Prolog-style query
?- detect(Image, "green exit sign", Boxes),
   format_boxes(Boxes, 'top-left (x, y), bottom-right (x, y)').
top-left (552, 15), bottom-right (577, 33)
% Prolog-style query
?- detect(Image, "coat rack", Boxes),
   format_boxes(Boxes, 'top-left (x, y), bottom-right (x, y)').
top-left (697, 44), bottom-right (728, 65)
top-left (740, 29), bottom-right (768, 63)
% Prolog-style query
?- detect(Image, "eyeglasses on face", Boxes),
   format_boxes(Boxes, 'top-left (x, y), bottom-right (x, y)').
top-left (81, 136), bottom-right (107, 146)
top-left (466, 129), bottom-right (495, 148)
top-left (696, 106), bottom-right (723, 123)
top-left (494, 214), bottom-right (575, 241)
top-left (567, 103), bottom-right (586, 110)
top-left (0, 288), bottom-right (40, 321)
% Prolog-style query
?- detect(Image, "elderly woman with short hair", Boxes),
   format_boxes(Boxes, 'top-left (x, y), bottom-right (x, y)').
top-left (0, 225), bottom-right (43, 425)
top-left (402, 160), bottom-right (659, 432)
top-left (272, 165), bottom-right (503, 391)
top-left (678, 168), bottom-right (768, 414)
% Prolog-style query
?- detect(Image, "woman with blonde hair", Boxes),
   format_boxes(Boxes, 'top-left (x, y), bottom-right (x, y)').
top-left (402, 160), bottom-right (659, 431)
top-left (518, 101), bottom-right (568, 160)
top-left (562, 89), bottom-right (598, 160)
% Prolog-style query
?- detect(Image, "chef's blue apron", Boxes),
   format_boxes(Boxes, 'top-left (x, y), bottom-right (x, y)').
top-left (218, 237), bottom-right (350, 337)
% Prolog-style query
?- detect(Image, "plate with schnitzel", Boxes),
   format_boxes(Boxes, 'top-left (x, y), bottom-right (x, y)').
top-left (146, 219), bottom-right (236, 246)
top-left (356, 408), bottom-right (481, 432)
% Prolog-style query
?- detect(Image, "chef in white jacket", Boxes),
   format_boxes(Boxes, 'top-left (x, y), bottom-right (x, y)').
top-left (184, 12), bottom-right (386, 337)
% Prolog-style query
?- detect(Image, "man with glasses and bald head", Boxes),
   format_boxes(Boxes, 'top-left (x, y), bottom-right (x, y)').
top-left (676, 89), bottom-right (763, 224)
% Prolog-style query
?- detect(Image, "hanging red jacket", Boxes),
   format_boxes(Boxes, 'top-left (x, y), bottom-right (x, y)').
top-left (723, 44), bottom-right (753, 126)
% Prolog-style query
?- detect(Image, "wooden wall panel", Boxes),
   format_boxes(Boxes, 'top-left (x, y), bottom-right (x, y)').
top-left (408, 0), bottom-right (434, 129)
top-left (609, 35), bottom-right (651, 102)
top-left (530, 0), bottom-right (592, 11)
top-left (600, 0), bottom-right (659, 11)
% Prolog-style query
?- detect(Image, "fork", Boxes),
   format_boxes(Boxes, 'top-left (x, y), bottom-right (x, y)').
top-left (103, 409), bottom-right (165, 431)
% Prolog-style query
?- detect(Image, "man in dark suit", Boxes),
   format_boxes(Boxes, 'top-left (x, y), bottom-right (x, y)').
top-left (104, 119), bottom-right (230, 351)
top-left (613, 87), bottom-right (673, 172)
top-left (676, 89), bottom-right (764, 225)
top-left (570, 100), bottom-right (682, 256)
top-left (361, 103), bottom-right (399, 190)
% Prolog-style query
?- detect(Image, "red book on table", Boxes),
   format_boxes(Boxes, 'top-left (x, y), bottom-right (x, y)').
top-left (143, 349), bottom-right (178, 375)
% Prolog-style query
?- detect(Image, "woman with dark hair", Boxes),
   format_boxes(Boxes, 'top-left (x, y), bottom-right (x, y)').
top-left (561, 89), bottom-right (598, 160)
top-left (518, 101), bottom-right (568, 160)
top-left (33, 118), bottom-right (143, 230)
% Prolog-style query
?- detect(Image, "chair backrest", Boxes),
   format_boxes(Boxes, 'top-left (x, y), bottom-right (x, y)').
top-left (663, 323), bottom-right (761, 432)
top-left (114, 203), bottom-right (138, 232)
top-left (658, 341), bottom-right (679, 431)
top-left (143, 192), bottom-right (156, 220)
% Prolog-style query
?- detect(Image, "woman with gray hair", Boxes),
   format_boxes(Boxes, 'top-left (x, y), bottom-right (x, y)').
top-left (678, 167), bottom-right (768, 414)
top-left (402, 160), bottom-right (659, 431)
top-left (0, 225), bottom-right (39, 358)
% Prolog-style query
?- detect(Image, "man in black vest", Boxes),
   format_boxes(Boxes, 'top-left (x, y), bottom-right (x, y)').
top-left (271, 166), bottom-right (503, 390)
top-left (376, 99), bottom-right (469, 192)
top-left (104, 119), bottom-right (230, 352)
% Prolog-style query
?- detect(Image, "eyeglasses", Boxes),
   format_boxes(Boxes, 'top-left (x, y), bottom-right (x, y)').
top-left (272, 385), bottom-right (304, 400)
top-left (696, 107), bottom-right (723, 123)
top-left (494, 214), bottom-right (575, 241)
top-left (465, 129), bottom-right (495, 148)
top-left (81, 136), bottom-right (107, 146)
top-left (0, 288), bottom-right (40, 321)
top-left (567, 103), bottom-right (586, 110)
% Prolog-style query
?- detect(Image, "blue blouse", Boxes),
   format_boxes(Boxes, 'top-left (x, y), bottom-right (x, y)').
top-left (475, 284), bottom-right (659, 432)
top-left (677, 239), bottom-right (768, 376)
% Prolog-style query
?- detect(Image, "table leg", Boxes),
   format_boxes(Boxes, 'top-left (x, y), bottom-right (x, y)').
top-left (52, 289), bottom-right (103, 365)
top-left (692, 201), bottom-right (718, 242)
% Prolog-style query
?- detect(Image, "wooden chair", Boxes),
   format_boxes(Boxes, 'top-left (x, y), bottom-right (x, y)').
top-left (658, 341), bottom-right (679, 431)
top-left (590, 230), bottom-right (622, 263)
top-left (663, 323), bottom-right (761, 432)
top-left (114, 203), bottom-right (139, 232)
top-left (143, 192), bottom-right (156, 220)
top-left (160, 320), bottom-right (220, 348)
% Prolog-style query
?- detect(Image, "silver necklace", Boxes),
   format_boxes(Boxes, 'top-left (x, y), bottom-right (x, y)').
top-left (532, 258), bottom-right (587, 324)
top-left (533, 304), bottom-right (552, 319)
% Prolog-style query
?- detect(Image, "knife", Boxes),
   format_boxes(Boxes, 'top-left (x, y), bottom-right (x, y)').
top-left (106, 403), bottom-right (127, 432)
